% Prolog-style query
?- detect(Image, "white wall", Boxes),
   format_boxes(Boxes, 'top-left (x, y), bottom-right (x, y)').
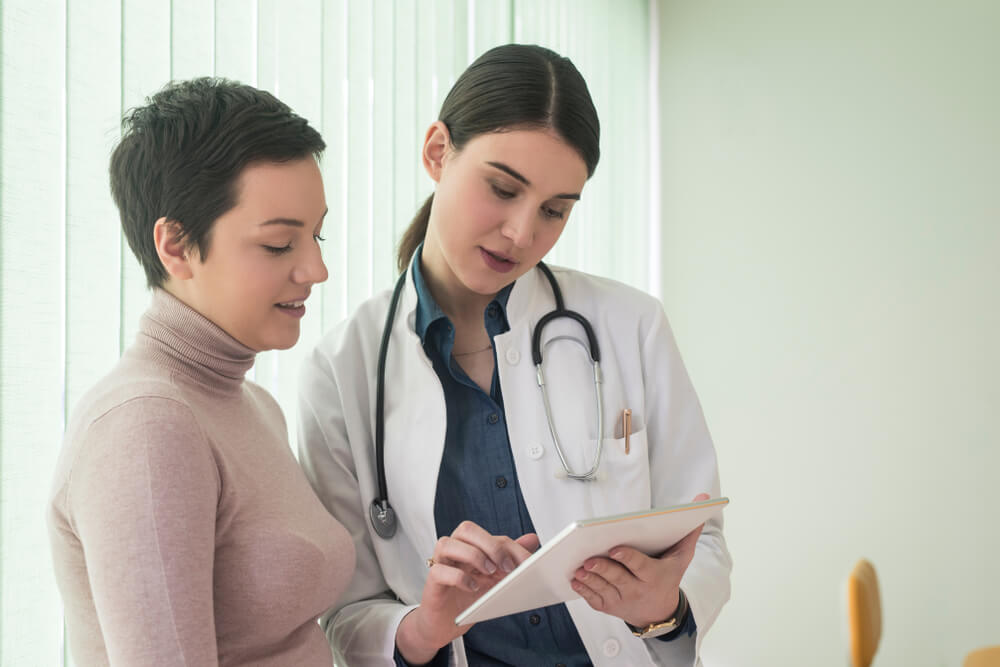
top-left (656, 2), bottom-right (1000, 666)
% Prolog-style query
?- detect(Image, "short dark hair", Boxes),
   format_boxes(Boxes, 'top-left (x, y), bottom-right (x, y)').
top-left (109, 77), bottom-right (326, 287)
top-left (398, 44), bottom-right (600, 272)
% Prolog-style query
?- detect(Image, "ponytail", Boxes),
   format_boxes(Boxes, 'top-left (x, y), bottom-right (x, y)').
top-left (397, 193), bottom-right (434, 273)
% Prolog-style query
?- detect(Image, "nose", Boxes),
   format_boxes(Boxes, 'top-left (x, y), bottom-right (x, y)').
top-left (292, 242), bottom-right (329, 285)
top-left (501, 207), bottom-right (536, 249)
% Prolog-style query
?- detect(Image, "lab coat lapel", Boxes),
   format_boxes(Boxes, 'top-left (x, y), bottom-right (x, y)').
top-left (498, 266), bottom-right (590, 542)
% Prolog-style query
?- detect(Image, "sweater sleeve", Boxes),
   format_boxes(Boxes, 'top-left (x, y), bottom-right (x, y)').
top-left (67, 396), bottom-right (221, 666)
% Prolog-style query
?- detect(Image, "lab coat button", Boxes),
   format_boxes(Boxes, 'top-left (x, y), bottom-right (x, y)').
top-left (602, 638), bottom-right (620, 657)
top-left (505, 348), bottom-right (520, 365)
top-left (528, 444), bottom-right (544, 460)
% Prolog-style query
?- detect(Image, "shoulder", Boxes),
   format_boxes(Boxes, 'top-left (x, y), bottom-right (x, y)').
top-left (72, 391), bottom-right (209, 465)
top-left (66, 355), bottom-right (195, 437)
top-left (61, 354), bottom-right (217, 467)
top-left (58, 391), bottom-right (217, 510)
top-left (544, 265), bottom-right (665, 325)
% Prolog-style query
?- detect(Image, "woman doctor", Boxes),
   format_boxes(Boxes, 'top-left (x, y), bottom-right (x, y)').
top-left (298, 44), bottom-right (731, 667)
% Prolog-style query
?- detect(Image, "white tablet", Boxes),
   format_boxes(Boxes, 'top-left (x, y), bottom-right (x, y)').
top-left (454, 497), bottom-right (729, 625)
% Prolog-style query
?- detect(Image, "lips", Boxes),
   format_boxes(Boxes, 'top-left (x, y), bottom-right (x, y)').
top-left (483, 248), bottom-right (515, 263)
top-left (480, 247), bottom-right (518, 274)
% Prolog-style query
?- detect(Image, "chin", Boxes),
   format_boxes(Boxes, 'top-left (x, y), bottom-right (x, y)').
top-left (251, 327), bottom-right (301, 352)
top-left (462, 270), bottom-right (512, 295)
top-left (269, 335), bottom-right (300, 351)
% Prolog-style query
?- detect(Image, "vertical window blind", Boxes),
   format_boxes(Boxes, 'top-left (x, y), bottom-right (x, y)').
top-left (0, 1), bottom-right (655, 663)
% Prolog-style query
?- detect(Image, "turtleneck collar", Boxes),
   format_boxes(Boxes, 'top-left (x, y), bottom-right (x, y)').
top-left (135, 289), bottom-right (256, 389)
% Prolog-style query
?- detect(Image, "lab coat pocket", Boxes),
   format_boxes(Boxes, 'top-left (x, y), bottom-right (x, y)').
top-left (581, 427), bottom-right (651, 518)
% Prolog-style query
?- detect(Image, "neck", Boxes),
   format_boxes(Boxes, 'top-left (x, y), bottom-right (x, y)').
top-left (418, 251), bottom-right (495, 328)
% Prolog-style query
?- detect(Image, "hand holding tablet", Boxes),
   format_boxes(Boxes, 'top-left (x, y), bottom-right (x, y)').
top-left (455, 496), bottom-right (729, 625)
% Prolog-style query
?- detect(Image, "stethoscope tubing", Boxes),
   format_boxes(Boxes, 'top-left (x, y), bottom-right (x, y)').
top-left (370, 262), bottom-right (604, 539)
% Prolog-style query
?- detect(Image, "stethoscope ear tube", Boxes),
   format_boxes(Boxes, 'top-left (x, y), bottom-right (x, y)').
top-left (531, 309), bottom-right (601, 366)
top-left (532, 263), bottom-right (605, 481)
top-left (370, 271), bottom-right (407, 539)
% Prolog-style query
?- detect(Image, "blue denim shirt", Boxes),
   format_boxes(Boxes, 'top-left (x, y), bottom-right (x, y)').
top-left (394, 249), bottom-right (694, 667)
top-left (394, 249), bottom-right (591, 667)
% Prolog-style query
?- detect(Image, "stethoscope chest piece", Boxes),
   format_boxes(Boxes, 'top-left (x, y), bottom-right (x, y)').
top-left (370, 499), bottom-right (397, 539)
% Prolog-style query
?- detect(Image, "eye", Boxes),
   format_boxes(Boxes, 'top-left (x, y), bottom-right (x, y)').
top-left (490, 182), bottom-right (516, 200)
top-left (263, 243), bottom-right (293, 255)
top-left (542, 206), bottom-right (566, 220)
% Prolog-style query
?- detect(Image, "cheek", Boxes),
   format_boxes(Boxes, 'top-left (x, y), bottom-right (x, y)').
top-left (536, 220), bottom-right (568, 252)
top-left (445, 179), bottom-right (502, 223)
top-left (227, 258), bottom-right (283, 300)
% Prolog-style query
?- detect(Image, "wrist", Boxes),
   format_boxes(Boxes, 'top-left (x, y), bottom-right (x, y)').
top-left (626, 588), bottom-right (689, 639)
top-left (628, 586), bottom-right (682, 629)
top-left (396, 608), bottom-right (445, 665)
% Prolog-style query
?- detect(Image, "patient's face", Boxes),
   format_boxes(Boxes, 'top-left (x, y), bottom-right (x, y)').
top-left (179, 157), bottom-right (329, 351)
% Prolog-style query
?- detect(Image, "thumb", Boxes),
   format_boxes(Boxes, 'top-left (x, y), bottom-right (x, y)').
top-left (515, 532), bottom-right (541, 553)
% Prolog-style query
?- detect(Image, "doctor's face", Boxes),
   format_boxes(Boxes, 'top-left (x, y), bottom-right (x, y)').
top-left (167, 157), bottom-right (329, 351)
top-left (421, 126), bottom-right (589, 300)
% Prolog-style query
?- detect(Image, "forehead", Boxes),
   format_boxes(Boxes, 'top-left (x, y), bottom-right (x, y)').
top-left (226, 157), bottom-right (326, 220)
top-left (460, 128), bottom-right (589, 193)
top-left (206, 157), bottom-right (325, 239)
top-left (234, 158), bottom-right (322, 200)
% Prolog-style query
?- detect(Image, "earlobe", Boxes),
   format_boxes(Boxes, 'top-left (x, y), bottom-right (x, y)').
top-left (153, 217), bottom-right (194, 280)
top-left (422, 121), bottom-right (451, 183)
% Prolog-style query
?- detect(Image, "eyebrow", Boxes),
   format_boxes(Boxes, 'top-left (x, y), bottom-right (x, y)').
top-left (258, 208), bottom-right (329, 228)
top-left (486, 161), bottom-right (581, 201)
top-left (259, 218), bottom-right (304, 228)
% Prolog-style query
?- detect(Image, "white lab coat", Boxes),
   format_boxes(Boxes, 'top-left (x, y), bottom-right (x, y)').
top-left (298, 262), bottom-right (731, 667)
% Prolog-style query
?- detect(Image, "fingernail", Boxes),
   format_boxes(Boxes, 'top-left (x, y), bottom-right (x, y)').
top-left (468, 579), bottom-right (479, 591)
top-left (609, 550), bottom-right (622, 560)
top-left (502, 557), bottom-right (515, 572)
top-left (484, 560), bottom-right (497, 574)
top-left (585, 561), bottom-right (596, 570)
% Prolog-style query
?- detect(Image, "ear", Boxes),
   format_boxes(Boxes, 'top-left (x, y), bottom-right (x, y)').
top-left (422, 121), bottom-right (452, 183)
top-left (153, 217), bottom-right (194, 280)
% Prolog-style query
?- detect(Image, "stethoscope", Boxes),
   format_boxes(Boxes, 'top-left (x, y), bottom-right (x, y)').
top-left (369, 261), bottom-right (604, 539)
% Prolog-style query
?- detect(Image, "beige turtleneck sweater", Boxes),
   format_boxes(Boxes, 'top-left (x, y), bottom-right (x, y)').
top-left (47, 289), bottom-right (355, 666)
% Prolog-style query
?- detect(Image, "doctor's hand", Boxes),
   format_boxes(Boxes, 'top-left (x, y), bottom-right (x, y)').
top-left (571, 493), bottom-right (710, 630)
top-left (395, 521), bottom-right (539, 665)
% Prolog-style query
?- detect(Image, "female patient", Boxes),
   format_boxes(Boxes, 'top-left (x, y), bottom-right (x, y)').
top-left (47, 78), bottom-right (354, 666)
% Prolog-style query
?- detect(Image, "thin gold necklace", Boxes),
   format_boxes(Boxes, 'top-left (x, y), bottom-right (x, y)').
top-left (453, 342), bottom-right (493, 357)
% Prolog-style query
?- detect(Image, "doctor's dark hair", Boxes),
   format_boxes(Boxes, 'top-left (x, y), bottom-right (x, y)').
top-left (110, 77), bottom-right (326, 288)
top-left (396, 43), bottom-right (601, 272)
